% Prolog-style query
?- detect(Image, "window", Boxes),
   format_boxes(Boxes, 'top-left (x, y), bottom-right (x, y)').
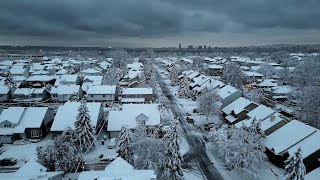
top-left (91, 95), bottom-right (94, 97)
top-left (31, 130), bottom-right (41, 138)
top-left (4, 123), bottom-right (11, 127)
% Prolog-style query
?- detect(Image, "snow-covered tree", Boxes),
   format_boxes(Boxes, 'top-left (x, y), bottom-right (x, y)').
top-left (296, 86), bottom-right (320, 128)
top-left (108, 49), bottom-right (132, 68)
top-left (197, 89), bottom-right (221, 121)
top-left (169, 65), bottom-right (180, 85)
top-left (74, 101), bottom-right (96, 151)
top-left (291, 59), bottom-right (320, 88)
top-left (117, 125), bottom-right (134, 165)
top-left (102, 66), bottom-right (120, 85)
top-left (258, 63), bottom-right (275, 77)
top-left (37, 130), bottom-right (82, 172)
top-left (245, 88), bottom-right (264, 103)
top-left (221, 62), bottom-right (244, 90)
top-left (161, 122), bottom-right (183, 180)
top-left (177, 76), bottom-right (191, 98)
top-left (284, 147), bottom-right (306, 180)
top-left (68, 92), bottom-right (80, 102)
top-left (210, 125), bottom-right (267, 177)
top-left (3, 70), bottom-right (15, 88)
top-left (132, 123), bottom-right (147, 143)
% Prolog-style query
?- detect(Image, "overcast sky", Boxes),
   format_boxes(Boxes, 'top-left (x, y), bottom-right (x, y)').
top-left (1, 0), bottom-right (320, 47)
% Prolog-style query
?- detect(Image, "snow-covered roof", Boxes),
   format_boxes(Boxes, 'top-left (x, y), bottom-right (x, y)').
top-left (218, 85), bottom-right (239, 99)
top-left (0, 107), bottom-right (26, 124)
top-left (55, 69), bottom-right (67, 75)
top-left (10, 68), bottom-right (27, 75)
top-left (13, 88), bottom-right (35, 95)
top-left (244, 71), bottom-right (264, 77)
top-left (12, 76), bottom-right (27, 82)
top-left (287, 130), bottom-right (320, 159)
top-left (121, 98), bottom-right (145, 103)
top-left (51, 85), bottom-right (80, 95)
top-left (122, 88), bottom-right (153, 95)
top-left (222, 97), bottom-right (253, 115)
top-left (0, 86), bottom-right (10, 94)
top-left (257, 79), bottom-right (278, 87)
top-left (78, 157), bottom-right (156, 180)
top-left (15, 159), bottom-right (47, 176)
top-left (306, 167), bottom-right (320, 180)
top-left (26, 75), bottom-right (55, 82)
top-left (272, 86), bottom-right (292, 95)
top-left (55, 75), bottom-right (79, 86)
top-left (264, 120), bottom-right (317, 155)
top-left (50, 102), bottom-right (102, 131)
top-left (208, 64), bottom-right (223, 69)
top-left (87, 85), bottom-right (116, 95)
top-left (81, 68), bottom-right (101, 74)
top-left (237, 113), bottom-right (285, 132)
top-left (0, 60), bottom-right (13, 66)
top-left (108, 104), bottom-right (160, 131)
top-left (247, 105), bottom-right (275, 120)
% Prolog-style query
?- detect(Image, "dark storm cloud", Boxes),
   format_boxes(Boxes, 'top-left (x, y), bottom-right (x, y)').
top-left (0, 0), bottom-right (320, 45)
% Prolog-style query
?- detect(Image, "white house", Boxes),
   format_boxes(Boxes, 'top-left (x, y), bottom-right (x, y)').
top-left (78, 157), bottom-right (156, 180)
top-left (86, 85), bottom-right (117, 102)
top-left (50, 85), bottom-right (83, 102)
top-left (50, 102), bottom-right (104, 137)
top-left (107, 104), bottom-right (161, 138)
top-left (217, 85), bottom-right (242, 108)
top-left (122, 88), bottom-right (153, 102)
top-left (0, 86), bottom-right (10, 102)
top-left (0, 107), bottom-right (54, 143)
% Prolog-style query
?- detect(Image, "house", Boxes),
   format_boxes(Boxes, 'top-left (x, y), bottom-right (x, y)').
top-left (244, 71), bottom-right (264, 82)
top-left (122, 88), bottom-right (153, 102)
top-left (256, 79), bottom-right (278, 89)
top-left (0, 107), bottom-right (54, 143)
top-left (10, 67), bottom-right (29, 77)
top-left (50, 102), bottom-right (104, 137)
top-left (0, 158), bottom-right (64, 180)
top-left (82, 75), bottom-right (103, 91)
top-left (13, 88), bottom-right (50, 102)
top-left (78, 157), bottom-right (156, 180)
top-left (206, 64), bottom-right (223, 76)
top-left (25, 75), bottom-right (56, 88)
top-left (54, 74), bottom-right (81, 86)
top-left (86, 85), bottom-right (117, 102)
top-left (0, 86), bottom-right (10, 102)
top-left (81, 68), bottom-right (101, 76)
top-left (236, 112), bottom-right (287, 136)
top-left (247, 104), bottom-right (276, 121)
top-left (55, 69), bottom-right (68, 75)
top-left (217, 85), bottom-right (242, 108)
top-left (264, 120), bottom-right (319, 171)
top-left (222, 97), bottom-right (258, 124)
top-left (50, 85), bottom-right (83, 102)
top-left (107, 104), bottom-right (161, 138)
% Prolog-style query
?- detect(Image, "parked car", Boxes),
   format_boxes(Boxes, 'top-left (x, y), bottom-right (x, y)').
top-left (186, 115), bottom-right (194, 124)
top-left (193, 108), bottom-right (199, 113)
top-left (108, 138), bottom-right (118, 149)
top-left (0, 158), bottom-right (17, 166)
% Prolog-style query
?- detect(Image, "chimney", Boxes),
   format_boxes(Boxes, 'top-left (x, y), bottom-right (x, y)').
top-left (270, 115), bottom-right (276, 122)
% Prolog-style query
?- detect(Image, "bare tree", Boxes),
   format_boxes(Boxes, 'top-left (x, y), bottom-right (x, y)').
top-left (197, 88), bottom-right (221, 121)
top-left (221, 62), bottom-right (244, 90)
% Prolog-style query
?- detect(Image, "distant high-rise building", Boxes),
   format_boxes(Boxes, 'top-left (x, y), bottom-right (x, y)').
top-left (204, 45), bottom-right (206, 49)
top-left (198, 45), bottom-right (202, 49)
top-left (179, 43), bottom-right (181, 49)
top-left (188, 45), bottom-right (193, 49)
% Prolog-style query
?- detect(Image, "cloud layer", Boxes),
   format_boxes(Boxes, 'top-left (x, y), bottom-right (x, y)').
top-left (0, 0), bottom-right (320, 47)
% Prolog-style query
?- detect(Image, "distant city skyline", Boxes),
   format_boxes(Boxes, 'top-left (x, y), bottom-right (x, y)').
top-left (1, 1), bottom-right (320, 48)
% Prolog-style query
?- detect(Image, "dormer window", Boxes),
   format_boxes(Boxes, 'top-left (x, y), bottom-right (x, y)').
top-left (4, 123), bottom-right (11, 127)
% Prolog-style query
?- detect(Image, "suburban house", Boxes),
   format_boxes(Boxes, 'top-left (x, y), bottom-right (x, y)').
top-left (255, 79), bottom-right (278, 89)
top-left (107, 104), bottom-right (161, 138)
top-left (82, 75), bottom-right (103, 92)
top-left (0, 86), bottom-right (10, 102)
top-left (13, 88), bottom-right (50, 102)
top-left (78, 157), bottom-right (156, 180)
top-left (222, 97), bottom-right (258, 124)
top-left (244, 71), bottom-right (264, 82)
top-left (0, 159), bottom-right (64, 180)
top-left (217, 85), bottom-right (242, 108)
top-left (122, 88), bottom-right (153, 102)
top-left (54, 74), bottom-right (81, 86)
top-left (81, 68), bottom-right (101, 76)
top-left (86, 85), bottom-right (117, 102)
top-left (50, 102), bottom-right (104, 137)
top-left (0, 107), bottom-right (54, 143)
top-left (10, 67), bottom-right (29, 77)
top-left (206, 64), bottom-right (223, 76)
top-left (50, 85), bottom-right (83, 102)
top-left (264, 120), bottom-right (320, 172)
top-left (25, 75), bottom-right (56, 88)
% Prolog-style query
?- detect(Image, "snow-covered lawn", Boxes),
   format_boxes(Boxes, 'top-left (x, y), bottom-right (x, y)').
top-left (183, 169), bottom-right (203, 180)
top-left (83, 131), bottom-right (117, 164)
top-left (179, 136), bottom-right (189, 156)
top-left (0, 134), bottom-right (52, 166)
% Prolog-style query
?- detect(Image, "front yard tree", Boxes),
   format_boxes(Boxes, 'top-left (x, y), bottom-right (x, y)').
top-left (117, 125), bottom-right (134, 165)
top-left (169, 64), bottom-right (179, 85)
top-left (284, 148), bottom-right (306, 180)
top-left (221, 62), bottom-right (244, 90)
top-left (197, 89), bottom-right (221, 121)
top-left (68, 92), bottom-right (80, 102)
top-left (4, 70), bottom-right (15, 88)
top-left (74, 100), bottom-right (96, 151)
top-left (211, 125), bottom-right (267, 177)
top-left (162, 122), bottom-right (183, 180)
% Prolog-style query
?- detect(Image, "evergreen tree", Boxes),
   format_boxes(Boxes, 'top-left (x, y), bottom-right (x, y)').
top-left (117, 125), bottom-right (134, 165)
top-left (162, 122), bottom-right (183, 180)
top-left (68, 92), bottom-right (80, 102)
top-left (74, 101), bottom-right (96, 151)
top-left (284, 148), bottom-right (306, 180)
top-left (4, 70), bottom-right (15, 88)
top-left (169, 65), bottom-right (179, 85)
